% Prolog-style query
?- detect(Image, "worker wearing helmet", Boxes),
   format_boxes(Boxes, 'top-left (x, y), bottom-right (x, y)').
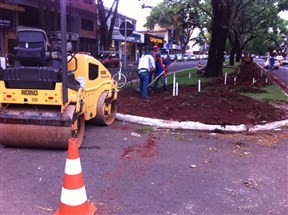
top-left (152, 45), bottom-right (159, 59)
top-left (152, 53), bottom-right (171, 92)
top-left (149, 45), bottom-right (160, 84)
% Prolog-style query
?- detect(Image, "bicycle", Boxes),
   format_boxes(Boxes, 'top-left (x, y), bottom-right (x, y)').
top-left (112, 61), bottom-right (139, 89)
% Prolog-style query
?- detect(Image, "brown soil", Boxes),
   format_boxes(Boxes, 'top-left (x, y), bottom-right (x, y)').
top-left (117, 63), bottom-right (288, 126)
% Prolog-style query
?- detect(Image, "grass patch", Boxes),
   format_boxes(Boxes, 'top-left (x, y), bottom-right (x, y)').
top-left (138, 126), bottom-right (154, 134)
top-left (242, 85), bottom-right (288, 102)
top-left (223, 62), bottom-right (240, 74)
top-left (166, 62), bottom-right (240, 86)
top-left (166, 68), bottom-right (210, 85)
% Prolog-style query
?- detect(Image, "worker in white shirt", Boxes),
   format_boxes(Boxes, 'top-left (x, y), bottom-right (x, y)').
top-left (137, 52), bottom-right (155, 98)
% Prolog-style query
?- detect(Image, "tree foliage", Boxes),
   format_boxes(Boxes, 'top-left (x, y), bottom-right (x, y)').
top-left (144, 0), bottom-right (201, 53)
top-left (39, 0), bottom-right (59, 31)
top-left (107, 0), bottom-right (288, 76)
top-left (226, 0), bottom-right (287, 65)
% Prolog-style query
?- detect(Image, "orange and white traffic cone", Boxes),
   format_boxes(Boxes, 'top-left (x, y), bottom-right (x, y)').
top-left (54, 138), bottom-right (97, 215)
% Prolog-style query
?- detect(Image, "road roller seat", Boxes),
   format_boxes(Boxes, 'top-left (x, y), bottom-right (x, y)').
top-left (47, 31), bottom-right (73, 57)
top-left (15, 28), bottom-right (50, 67)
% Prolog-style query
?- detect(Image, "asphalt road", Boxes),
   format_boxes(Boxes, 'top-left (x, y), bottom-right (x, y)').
top-left (110, 58), bottom-right (288, 91)
top-left (108, 59), bottom-right (207, 76)
top-left (254, 58), bottom-right (288, 93)
top-left (1, 121), bottom-right (288, 215)
top-left (1, 58), bottom-right (288, 215)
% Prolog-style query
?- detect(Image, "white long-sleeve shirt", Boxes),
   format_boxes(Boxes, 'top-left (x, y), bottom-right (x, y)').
top-left (138, 54), bottom-right (155, 73)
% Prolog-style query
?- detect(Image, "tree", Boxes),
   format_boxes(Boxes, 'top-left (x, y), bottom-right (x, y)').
top-left (39, 0), bottom-right (59, 31)
top-left (205, 0), bottom-right (232, 77)
top-left (145, 0), bottom-right (200, 54)
top-left (97, 0), bottom-right (119, 50)
top-left (226, 0), bottom-right (288, 65)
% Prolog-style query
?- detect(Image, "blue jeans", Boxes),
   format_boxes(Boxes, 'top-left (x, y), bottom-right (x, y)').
top-left (153, 75), bottom-right (168, 91)
top-left (149, 72), bottom-right (154, 84)
top-left (269, 63), bottom-right (274, 71)
top-left (139, 71), bottom-right (149, 97)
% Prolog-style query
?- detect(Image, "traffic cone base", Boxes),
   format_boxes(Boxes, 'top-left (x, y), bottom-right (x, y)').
top-left (54, 202), bottom-right (97, 215)
top-left (54, 138), bottom-right (97, 215)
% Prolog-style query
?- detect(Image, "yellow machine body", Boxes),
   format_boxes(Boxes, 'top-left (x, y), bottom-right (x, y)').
top-left (0, 53), bottom-right (117, 149)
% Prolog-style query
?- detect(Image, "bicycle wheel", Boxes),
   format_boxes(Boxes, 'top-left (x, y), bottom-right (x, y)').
top-left (112, 73), bottom-right (127, 88)
top-left (129, 70), bottom-right (139, 87)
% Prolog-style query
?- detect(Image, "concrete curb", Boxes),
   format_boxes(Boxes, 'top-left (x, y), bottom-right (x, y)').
top-left (255, 63), bottom-right (288, 95)
top-left (116, 113), bottom-right (288, 132)
top-left (116, 63), bottom-right (288, 132)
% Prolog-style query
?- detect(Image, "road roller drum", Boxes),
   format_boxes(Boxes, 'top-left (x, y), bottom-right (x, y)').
top-left (0, 27), bottom-right (117, 149)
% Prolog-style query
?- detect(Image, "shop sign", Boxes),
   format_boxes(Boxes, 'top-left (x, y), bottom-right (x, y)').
top-left (149, 37), bottom-right (163, 44)
top-left (0, 9), bottom-right (13, 27)
top-left (145, 34), bottom-right (164, 47)
top-left (113, 29), bottom-right (143, 43)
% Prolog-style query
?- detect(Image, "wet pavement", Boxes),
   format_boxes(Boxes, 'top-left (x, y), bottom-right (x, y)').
top-left (1, 59), bottom-right (287, 215)
top-left (1, 121), bottom-right (288, 215)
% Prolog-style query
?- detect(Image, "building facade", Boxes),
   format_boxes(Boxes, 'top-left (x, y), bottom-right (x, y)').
top-left (99, 7), bottom-right (145, 62)
top-left (139, 24), bottom-right (208, 56)
top-left (0, 0), bottom-right (98, 60)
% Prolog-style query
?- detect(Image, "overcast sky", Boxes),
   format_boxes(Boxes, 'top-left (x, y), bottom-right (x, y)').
top-left (103, 0), bottom-right (162, 30)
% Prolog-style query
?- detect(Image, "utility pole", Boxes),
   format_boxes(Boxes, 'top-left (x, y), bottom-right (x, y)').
top-left (95, 1), bottom-right (99, 56)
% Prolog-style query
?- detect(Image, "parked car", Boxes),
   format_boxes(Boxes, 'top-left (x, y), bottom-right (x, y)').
top-left (263, 57), bottom-right (280, 69)
top-left (168, 54), bottom-right (176, 61)
top-left (176, 54), bottom-right (183, 61)
top-left (182, 54), bottom-right (191, 61)
top-left (281, 57), bottom-right (288, 65)
top-left (202, 54), bottom-right (208, 59)
top-left (161, 54), bottom-right (168, 60)
top-left (275, 55), bottom-right (286, 65)
top-left (275, 55), bottom-right (284, 61)
top-left (97, 52), bottom-right (120, 67)
top-left (190, 55), bottom-right (197, 61)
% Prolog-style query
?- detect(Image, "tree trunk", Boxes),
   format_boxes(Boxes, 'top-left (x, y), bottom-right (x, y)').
top-left (39, 0), bottom-right (59, 31)
top-left (236, 50), bottom-right (242, 62)
top-left (229, 34), bottom-right (239, 66)
top-left (97, 0), bottom-right (119, 51)
top-left (229, 50), bottom-right (235, 66)
top-left (206, 0), bottom-right (232, 77)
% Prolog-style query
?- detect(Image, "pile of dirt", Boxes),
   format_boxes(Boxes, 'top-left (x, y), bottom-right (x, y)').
top-left (117, 63), bottom-right (287, 126)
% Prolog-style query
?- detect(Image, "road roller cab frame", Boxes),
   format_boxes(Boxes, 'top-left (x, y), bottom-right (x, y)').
top-left (0, 3), bottom-right (117, 149)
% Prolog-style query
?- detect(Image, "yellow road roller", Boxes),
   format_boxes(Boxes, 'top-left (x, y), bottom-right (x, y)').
top-left (0, 12), bottom-right (117, 149)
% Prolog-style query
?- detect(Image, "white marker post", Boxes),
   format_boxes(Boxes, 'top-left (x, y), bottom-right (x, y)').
top-left (198, 79), bottom-right (201, 92)
top-left (173, 73), bottom-right (176, 96)
top-left (224, 72), bottom-right (227, 85)
top-left (176, 82), bottom-right (179, 96)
